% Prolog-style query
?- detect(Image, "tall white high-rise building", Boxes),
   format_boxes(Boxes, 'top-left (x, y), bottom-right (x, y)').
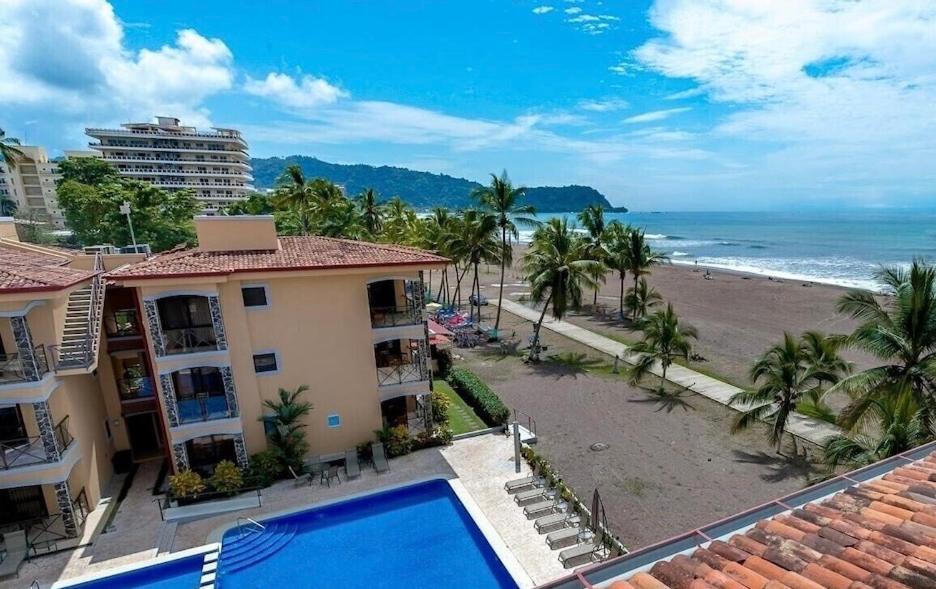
top-left (85, 117), bottom-right (254, 214)
top-left (0, 145), bottom-right (66, 227)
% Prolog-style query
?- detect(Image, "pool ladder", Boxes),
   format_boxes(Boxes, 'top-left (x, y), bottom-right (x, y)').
top-left (236, 517), bottom-right (266, 539)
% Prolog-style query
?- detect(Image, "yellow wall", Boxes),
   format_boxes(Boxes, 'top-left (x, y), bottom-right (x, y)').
top-left (58, 373), bottom-right (115, 506)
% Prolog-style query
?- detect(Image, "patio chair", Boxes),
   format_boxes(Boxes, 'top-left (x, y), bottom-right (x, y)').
top-left (523, 496), bottom-right (561, 518)
top-left (345, 449), bottom-right (361, 479)
top-left (514, 486), bottom-right (550, 505)
top-left (504, 476), bottom-right (536, 493)
top-left (535, 510), bottom-right (580, 533)
top-left (372, 442), bottom-right (390, 473)
top-left (558, 532), bottom-right (603, 566)
top-left (288, 466), bottom-right (312, 487)
top-left (0, 530), bottom-right (28, 579)
top-left (322, 464), bottom-right (341, 487)
top-left (546, 526), bottom-right (584, 549)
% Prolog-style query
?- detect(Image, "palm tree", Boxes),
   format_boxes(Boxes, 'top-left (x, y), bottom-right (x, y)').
top-left (273, 164), bottom-right (315, 234)
top-left (729, 332), bottom-right (846, 454)
top-left (833, 261), bottom-right (936, 430)
top-left (0, 195), bottom-right (16, 216)
top-left (449, 209), bottom-right (500, 322)
top-left (604, 221), bottom-right (632, 319)
top-left (622, 229), bottom-right (668, 321)
top-left (577, 204), bottom-right (608, 307)
top-left (261, 385), bottom-right (313, 471)
top-left (523, 218), bottom-right (600, 361)
top-left (629, 303), bottom-right (697, 391)
top-left (822, 395), bottom-right (929, 470)
top-left (0, 129), bottom-right (24, 170)
top-left (422, 207), bottom-right (454, 304)
top-left (355, 188), bottom-right (383, 236)
top-left (625, 277), bottom-right (662, 320)
top-left (473, 172), bottom-right (536, 333)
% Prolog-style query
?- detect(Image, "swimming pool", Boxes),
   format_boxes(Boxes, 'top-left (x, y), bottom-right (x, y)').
top-left (218, 478), bottom-right (520, 588)
top-left (53, 551), bottom-right (208, 589)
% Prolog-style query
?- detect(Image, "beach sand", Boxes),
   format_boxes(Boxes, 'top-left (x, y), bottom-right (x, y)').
top-left (432, 246), bottom-right (876, 390)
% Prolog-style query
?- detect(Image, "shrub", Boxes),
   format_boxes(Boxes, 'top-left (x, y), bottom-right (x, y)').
top-left (168, 469), bottom-right (205, 497)
top-left (375, 425), bottom-right (413, 458)
top-left (414, 426), bottom-right (454, 450)
top-left (356, 440), bottom-right (373, 462)
top-left (430, 389), bottom-right (450, 426)
top-left (245, 450), bottom-right (282, 487)
top-left (209, 460), bottom-right (244, 493)
top-left (446, 367), bottom-right (510, 426)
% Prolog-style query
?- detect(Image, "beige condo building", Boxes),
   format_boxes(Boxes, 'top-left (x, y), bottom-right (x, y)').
top-left (0, 146), bottom-right (66, 227)
top-left (85, 117), bottom-right (254, 215)
top-left (0, 215), bottom-right (444, 553)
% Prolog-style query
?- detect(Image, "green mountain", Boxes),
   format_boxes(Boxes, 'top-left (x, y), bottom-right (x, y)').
top-left (250, 156), bottom-right (619, 212)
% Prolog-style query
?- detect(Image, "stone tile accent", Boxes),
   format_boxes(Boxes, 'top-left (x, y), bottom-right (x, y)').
top-left (172, 443), bottom-right (189, 471)
top-left (53, 481), bottom-right (78, 538)
top-left (159, 374), bottom-right (180, 427)
top-left (143, 299), bottom-right (166, 357)
top-left (220, 366), bottom-right (239, 417)
top-left (233, 434), bottom-right (248, 469)
top-left (32, 400), bottom-right (60, 461)
top-left (207, 296), bottom-right (227, 350)
top-left (11, 315), bottom-right (39, 381)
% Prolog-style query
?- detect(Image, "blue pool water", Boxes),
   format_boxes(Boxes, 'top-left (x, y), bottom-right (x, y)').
top-left (218, 479), bottom-right (518, 589)
top-left (60, 554), bottom-right (205, 588)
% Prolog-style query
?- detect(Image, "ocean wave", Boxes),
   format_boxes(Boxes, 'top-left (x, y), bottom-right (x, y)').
top-left (645, 233), bottom-right (671, 239)
top-left (671, 251), bottom-right (690, 257)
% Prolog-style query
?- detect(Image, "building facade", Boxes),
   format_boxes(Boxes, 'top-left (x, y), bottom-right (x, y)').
top-left (0, 214), bottom-right (444, 552)
top-left (85, 117), bottom-right (254, 215)
top-left (0, 146), bottom-right (66, 227)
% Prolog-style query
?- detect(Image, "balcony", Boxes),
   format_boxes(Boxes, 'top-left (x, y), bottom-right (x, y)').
top-left (376, 361), bottom-right (428, 386)
top-left (104, 309), bottom-right (141, 338)
top-left (163, 326), bottom-right (218, 355)
top-left (177, 394), bottom-right (235, 424)
top-left (0, 346), bottom-right (50, 386)
top-left (0, 417), bottom-right (73, 471)
top-left (369, 305), bottom-right (423, 328)
top-left (118, 376), bottom-right (155, 401)
top-left (90, 142), bottom-right (247, 155)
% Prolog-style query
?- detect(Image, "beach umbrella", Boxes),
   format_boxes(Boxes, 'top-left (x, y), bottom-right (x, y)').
top-left (591, 488), bottom-right (601, 532)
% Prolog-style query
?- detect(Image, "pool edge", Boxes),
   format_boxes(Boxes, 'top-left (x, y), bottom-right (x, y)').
top-left (50, 543), bottom-right (219, 588)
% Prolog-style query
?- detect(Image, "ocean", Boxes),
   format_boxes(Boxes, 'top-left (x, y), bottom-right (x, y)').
top-left (518, 211), bottom-right (936, 291)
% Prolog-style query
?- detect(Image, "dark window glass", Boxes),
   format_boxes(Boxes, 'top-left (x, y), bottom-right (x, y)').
top-left (253, 353), bottom-right (277, 373)
top-left (241, 286), bottom-right (267, 307)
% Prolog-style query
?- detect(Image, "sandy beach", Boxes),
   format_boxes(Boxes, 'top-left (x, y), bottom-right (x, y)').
top-left (433, 246), bottom-right (877, 390)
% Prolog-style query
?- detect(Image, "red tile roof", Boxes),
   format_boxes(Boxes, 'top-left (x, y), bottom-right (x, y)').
top-left (544, 444), bottom-right (936, 589)
top-left (106, 236), bottom-right (448, 280)
top-left (0, 246), bottom-right (96, 293)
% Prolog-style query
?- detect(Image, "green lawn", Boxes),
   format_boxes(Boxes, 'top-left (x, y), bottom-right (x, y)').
top-left (434, 380), bottom-right (486, 435)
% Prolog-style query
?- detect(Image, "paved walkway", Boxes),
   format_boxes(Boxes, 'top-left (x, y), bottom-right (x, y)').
top-left (498, 299), bottom-right (841, 446)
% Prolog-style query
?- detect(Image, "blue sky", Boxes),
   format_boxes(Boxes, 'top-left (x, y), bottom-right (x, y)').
top-left (1, 0), bottom-right (934, 211)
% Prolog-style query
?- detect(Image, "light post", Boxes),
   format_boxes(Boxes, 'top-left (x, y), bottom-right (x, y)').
top-left (119, 201), bottom-right (137, 248)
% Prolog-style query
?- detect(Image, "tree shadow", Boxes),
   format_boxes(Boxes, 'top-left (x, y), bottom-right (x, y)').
top-left (732, 449), bottom-right (818, 483)
top-left (628, 386), bottom-right (696, 413)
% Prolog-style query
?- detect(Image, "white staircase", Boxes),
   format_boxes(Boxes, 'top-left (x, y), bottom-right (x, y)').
top-left (51, 254), bottom-right (105, 373)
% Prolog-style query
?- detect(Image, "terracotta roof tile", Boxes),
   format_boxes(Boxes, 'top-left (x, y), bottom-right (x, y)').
top-left (106, 235), bottom-right (447, 280)
top-left (0, 245), bottom-right (96, 293)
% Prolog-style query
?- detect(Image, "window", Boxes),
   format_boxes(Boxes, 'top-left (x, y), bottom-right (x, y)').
top-left (327, 414), bottom-right (341, 428)
top-left (253, 352), bottom-right (278, 374)
top-left (241, 285), bottom-right (269, 308)
top-left (262, 415), bottom-right (278, 437)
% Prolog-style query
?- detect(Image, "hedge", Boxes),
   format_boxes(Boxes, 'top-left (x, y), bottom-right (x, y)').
top-left (446, 367), bottom-right (510, 426)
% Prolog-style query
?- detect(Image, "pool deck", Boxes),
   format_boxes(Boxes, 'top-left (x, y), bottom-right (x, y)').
top-left (3, 435), bottom-right (566, 589)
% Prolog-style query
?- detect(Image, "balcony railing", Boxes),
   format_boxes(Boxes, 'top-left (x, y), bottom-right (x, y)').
top-left (376, 361), bottom-right (428, 386)
top-left (117, 168), bottom-right (252, 177)
top-left (104, 309), bottom-right (141, 338)
top-left (118, 376), bottom-right (155, 401)
top-left (370, 305), bottom-right (423, 328)
top-left (90, 142), bottom-right (247, 154)
top-left (0, 345), bottom-right (50, 385)
top-left (163, 326), bottom-right (218, 355)
top-left (0, 416), bottom-right (73, 470)
top-left (177, 394), bottom-right (235, 424)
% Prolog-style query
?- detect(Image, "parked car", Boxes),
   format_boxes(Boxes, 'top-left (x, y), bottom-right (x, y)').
top-left (469, 294), bottom-right (489, 306)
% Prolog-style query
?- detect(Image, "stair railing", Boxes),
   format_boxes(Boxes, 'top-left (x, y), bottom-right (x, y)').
top-left (50, 252), bottom-right (106, 371)
top-left (236, 517), bottom-right (266, 539)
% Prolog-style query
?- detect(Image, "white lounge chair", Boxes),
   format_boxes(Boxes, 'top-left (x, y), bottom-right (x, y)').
top-left (504, 476), bottom-right (536, 493)
top-left (0, 530), bottom-right (28, 580)
top-left (288, 466), bottom-right (312, 487)
top-left (513, 486), bottom-right (550, 505)
top-left (345, 449), bottom-right (361, 479)
top-left (524, 498), bottom-right (562, 518)
top-left (558, 532), bottom-right (603, 566)
top-left (372, 442), bottom-right (390, 473)
top-left (535, 510), bottom-right (580, 533)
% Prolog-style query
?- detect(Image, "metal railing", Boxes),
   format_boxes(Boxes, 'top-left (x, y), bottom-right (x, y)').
top-left (369, 305), bottom-right (423, 328)
top-left (104, 309), bottom-right (141, 337)
top-left (176, 393), bottom-right (235, 423)
top-left (513, 409), bottom-right (537, 438)
top-left (162, 326), bottom-right (218, 354)
top-left (118, 168), bottom-right (251, 177)
top-left (118, 376), bottom-right (155, 401)
top-left (236, 517), bottom-right (266, 539)
top-left (0, 416), bottom-right (73, 470)
top-left (0, 345), bottom-right (49, 385)
top-left (50, 253), bottom-right (105, 371)
top-left (102, 154), bottom-right (248, 164)
top-left (90, 142), bottom-right (248, 154)
top-left (86, 127), bottom-right (245, 141)
top-left (154, 487), bottom-right (263, 521)
top-left (376, 360), bottom-right (428, 386)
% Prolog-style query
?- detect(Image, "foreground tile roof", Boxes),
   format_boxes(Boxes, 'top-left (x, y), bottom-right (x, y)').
top-left (107, 236), bottom-right (448, 280)
top-left (542, 444), bottom-right (936, 589)
top-left (0, 244), bottom-right (96, 293)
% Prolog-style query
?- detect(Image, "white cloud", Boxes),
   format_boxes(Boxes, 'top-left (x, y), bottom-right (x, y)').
top-left (532, 6), bottom-right (554, 14)
top-left (244, 72), bottom-right (348, 109)
top-left (578, 98), bottom-right (630, 112)
top-left (564, 7), bottom-right (582, 14)
top-left (0, 0), bottom-right (234, 128)
top-left (623, 107), bottom-right (690, 124)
